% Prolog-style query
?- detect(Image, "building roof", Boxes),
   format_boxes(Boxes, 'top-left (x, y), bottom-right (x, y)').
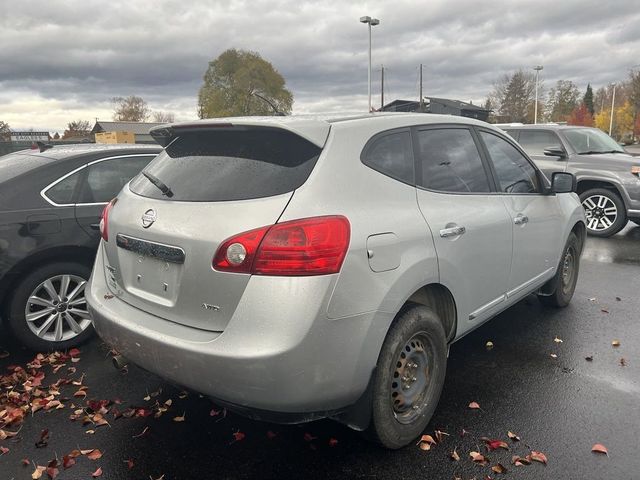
top-left (427, 97), bottom-right (490, 112)
top-left (92, 121), bottom-right (165, 135)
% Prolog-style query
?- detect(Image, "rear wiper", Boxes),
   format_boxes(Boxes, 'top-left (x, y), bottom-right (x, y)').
top-left (581, 150), bottom-right (623, 155)
top-left (141, 171), bottom-right (174, 197)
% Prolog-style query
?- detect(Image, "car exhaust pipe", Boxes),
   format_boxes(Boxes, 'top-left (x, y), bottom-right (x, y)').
top-left (111, 354), bottom-right (128, 370)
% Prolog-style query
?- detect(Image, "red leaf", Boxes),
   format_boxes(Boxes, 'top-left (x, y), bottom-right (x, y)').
top-left (328, 438), bottom-right (339, 447)
top-left (529, 450), bottom-right (548, 464)
top-left (303, 432), bottom-right (317, 442)
top-left (485, 439), bottom-right (510, 451)
top-left (592, 443), bottom-right (608, 455)
top-left (232, 431), bottom-right (245, 442)
top-left (125, 459), bottom-right (134, 470)
top-left (91, 467), bottom-right (103, 477)
top-left (62, 455), bottom-right (75, 469)
top-left (68, 348), bottom-right (81, 358)
top-left (266, 430), bottom-right (277, 440)
top-left (86, 449), bottom-right (103, 460)
top-left (468, 401), bottom-right (481, 409)
top-left (22, 458), bottom-right (30, 466)
top-left (46, 459), bottom-right (59, 479)
top-left (0, 446), bottom-right (9, 455)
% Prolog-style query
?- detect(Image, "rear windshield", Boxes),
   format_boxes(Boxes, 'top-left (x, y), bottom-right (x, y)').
top-left (129, 127), bottom-right (322, 201)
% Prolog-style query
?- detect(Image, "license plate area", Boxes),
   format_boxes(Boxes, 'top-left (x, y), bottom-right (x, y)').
top-left (116, 234), bottom-right (184, 305)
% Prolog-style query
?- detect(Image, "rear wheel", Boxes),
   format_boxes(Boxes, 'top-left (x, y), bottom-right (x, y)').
top-left (579, 188), bottom-right (626, 237)
top-left (6, 262), bottom-right (94, 351)
top-left (367, 304), bottom-right (447, 449)
top-left (538, 232), bottom-right (580, 308)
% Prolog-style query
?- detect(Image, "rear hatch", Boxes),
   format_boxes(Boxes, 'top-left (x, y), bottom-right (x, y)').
top-left (102, 122), bottom-right (327, 332)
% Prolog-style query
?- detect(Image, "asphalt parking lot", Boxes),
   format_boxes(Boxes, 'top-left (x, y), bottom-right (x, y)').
top-left (1, 226), bottom-right (639, 480)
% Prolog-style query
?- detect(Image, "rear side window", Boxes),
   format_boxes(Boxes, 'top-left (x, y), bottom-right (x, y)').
top-left (130, 128), bottom-right (322, 201)
top-left (517, 130), bottom-right (561, 155)
top-left (78, 156), bottom-right (153, 203)
top-left (415, 128), bottom-right (491, 193)
top-left (46, 171), bottom-right (82, 204)
top-left (480, 131), bottom-right (541, 194)
top-left (361, 130), bottom-right (414, 184)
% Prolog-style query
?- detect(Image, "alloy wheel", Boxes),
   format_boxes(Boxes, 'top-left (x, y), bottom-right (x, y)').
top-left (390, 332), bottom-right (434, 424)
top-left (24, 274), bottom-right (91, 342)
top-left (582, 194), bottom-right (617, 232)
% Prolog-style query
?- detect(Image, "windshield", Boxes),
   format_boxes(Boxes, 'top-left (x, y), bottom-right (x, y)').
top-left (563, 128), bottom-right (624, 154)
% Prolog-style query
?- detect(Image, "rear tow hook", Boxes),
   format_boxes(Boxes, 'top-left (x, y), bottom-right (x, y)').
top-left (111, 354), bottom-right (129, 370)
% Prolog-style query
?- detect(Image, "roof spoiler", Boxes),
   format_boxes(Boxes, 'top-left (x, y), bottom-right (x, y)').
top-left (149, 123), bottom-right (234, 147)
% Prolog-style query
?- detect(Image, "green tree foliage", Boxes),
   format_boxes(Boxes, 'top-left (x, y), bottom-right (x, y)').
top-left (487, 69), bottom-right (537, 123)
top-left (112, 96), bottom-right (150, 122)
top-left (546, 80), bottom-right (580, 122)
top-left (62, 119), bottom-right (92, 139)
top-left (0, 120), bottom-right (10, 141)
top-left (198, 49), bottom-right (293, 118)
top-left (583, 84), bottom-right (594, 116)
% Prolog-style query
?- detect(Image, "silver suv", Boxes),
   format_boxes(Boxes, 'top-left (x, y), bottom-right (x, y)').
top-left (503, 125), bottom-right (640, 237)
top-left (87, 113), bottom-right (585, 449)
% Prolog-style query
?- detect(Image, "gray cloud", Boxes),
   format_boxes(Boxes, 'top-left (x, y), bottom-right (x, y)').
top-left (1, 0), bottom-right (639, 131)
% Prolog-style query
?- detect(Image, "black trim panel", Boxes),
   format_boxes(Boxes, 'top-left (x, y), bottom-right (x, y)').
top-left (116, 234), bottom-right (185, 264)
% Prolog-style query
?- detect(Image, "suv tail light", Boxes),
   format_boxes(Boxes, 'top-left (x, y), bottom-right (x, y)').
top-left (213, 216), bottom-right (350, 276)
top-left (99, 198), bottom-right (117, 241)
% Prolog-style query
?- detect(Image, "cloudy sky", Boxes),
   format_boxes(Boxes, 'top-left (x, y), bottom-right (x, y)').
top-left (2, 0), bottom-right (639, 133)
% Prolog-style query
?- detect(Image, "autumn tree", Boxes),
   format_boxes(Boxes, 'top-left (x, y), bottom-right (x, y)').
top-left (151, 111), bottom-right (175, 123)
top-left (112, 96), bottom-right (150, 122)
top-left (487, 70), bottom-right (537, 123)
top-left (62, 119), bottom-right (92, 139)
top-left (583, 84), bottom-right (594, 116)
top-left (197, 49), bottom-right (293, 118)
top-left (568, 103), bottom-right (594, 127)
top-left (546, 80), bottom-right (580, 122)
top-left (53, 132), bottom-right (60, 140)
top-left (0, 120), bottom-right (10, 141)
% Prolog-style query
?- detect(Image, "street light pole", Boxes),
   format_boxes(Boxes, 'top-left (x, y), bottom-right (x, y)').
top-left (609, 83), bottom-right (616, 136)
top-left (533, 65), bottom-right (543, 124)
top-left (360, 16), bottom-right (380, 113)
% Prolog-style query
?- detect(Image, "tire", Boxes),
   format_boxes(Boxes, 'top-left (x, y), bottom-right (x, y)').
top-left (538, 232), bottom-right (580, 308)
top-left (6, 262), bottom-right (94, 351)
top-left (367, 304), bottom-right (447, 449)
top-left (579, 188), bottom-right (626, 237)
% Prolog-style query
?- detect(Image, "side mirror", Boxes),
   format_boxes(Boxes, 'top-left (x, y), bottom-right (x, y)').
top-left (551, 172), bottom-right (576, 194)
top-left (619, 142), bottom-right (627, 147)
top-left (543, 145), bottom-right (566, 159)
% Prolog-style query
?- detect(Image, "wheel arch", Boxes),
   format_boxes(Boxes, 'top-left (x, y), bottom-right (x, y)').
top-left (403, 283), bottom-right (458, 343)
top-left (576, 179), bottom-right (626, 204)
top-left (0, 246), bottom-right (96, 311)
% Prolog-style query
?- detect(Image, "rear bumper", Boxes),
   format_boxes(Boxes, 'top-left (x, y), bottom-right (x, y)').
top-left (87, 244), bottom-right (381, 417)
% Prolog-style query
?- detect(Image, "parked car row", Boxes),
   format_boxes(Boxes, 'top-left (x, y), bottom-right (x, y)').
top-left (5, 113), bottom-right (636, 448)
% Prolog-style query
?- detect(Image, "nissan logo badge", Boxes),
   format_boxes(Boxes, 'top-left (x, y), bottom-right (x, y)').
top-left (141, 209), bottom-right (157, 228)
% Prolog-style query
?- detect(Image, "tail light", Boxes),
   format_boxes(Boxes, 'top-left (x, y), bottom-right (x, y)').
top-left (213, 216), bottom-right (350, 276)
top-left (632, 166), bottom-right (640, 177)
top-left (99, 198), bottom-right (117, 241)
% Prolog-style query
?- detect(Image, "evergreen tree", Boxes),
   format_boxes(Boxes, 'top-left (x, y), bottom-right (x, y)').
top-left (584, 84), bottom-right (595, 116)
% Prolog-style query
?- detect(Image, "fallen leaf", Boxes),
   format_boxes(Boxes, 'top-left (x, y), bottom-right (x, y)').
top-left (612, 340), bottom-right (621, 347)
top-left (164, 399), bottom-right (172, 407)
top-left (68, 348), bottom-right (81, 357)
top-left (468, 401), bottom-right (481, 409)
top-left (231, 430), bottom-right (245, 443)
top-left (485, 341), bottom-right (494, 350)
top-left (485, 439), bottom-right (509, 451)
top-left (173, 413), bottom-right (186, 422)
top-left (615, 297), bottom-right (621, 301)
top-left (450, 448), bottom-right (460, 461)
top-left (419, 434), bottom-right (436, 445)
top-left (601, 309), bottom-right (609, 314)
top-left (125, 458), bottom-right (134, 470)
top-left (554, 336), bottom-right (563, 343)
top-left (178, 391), bottom-right (188, 399)
top-left (22, 458), bottom-right (30, 466)
top-left (31, 465), bottom-right (46, 479)
top-left (460, 428), bottom-right (469, 437)
top-left (0, 446), bottom-right (9, 455)
top-left (86, 449), bottom-right (103, 460)
top-left (529, 450), bottom-right (548, 464)
top-left (470, 451), bottom-right (489, 465)
top-left (35, 429), bottom-right (49, 448)
top-left (86, 430), bottom-right (95, 435)
top-left (267, 430), bottom-right (277, 440)
top-left (303, 432), bottom-right (317, 442)
top-left (91, 467), bottom-right (103, 477)
top-left (419, 442), bottom-right (432, 451)
top-left (46, 459), bottom-right (59, 479)
top-left (550, 353), bottom-right (558, 358)
top-left (512, 455), bottom-right (531, 466)
top-left (592, 444), bottom-right (608, 455)
top-left (585, 356), bottom-right (594, 361)
top-left (620, 358), bottom-right (627, 367)
top-left (507, 431), bottom-right (520, 442)
top-left (491, 463), bottom-right (507, 474)
top-left (62, 455), bottom-right (75, 469)
top-left (143, 394), bottom-right (151, 401)
top-left (435, 430), bottom-right (450, 443)
top-left (328, 438), bottom-right (339, 447)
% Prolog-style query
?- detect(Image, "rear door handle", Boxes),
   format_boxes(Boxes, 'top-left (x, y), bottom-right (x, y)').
top-left (514, 214), bottom-right (529, 225)
top-left (439, 226), bottom-right (466, 238)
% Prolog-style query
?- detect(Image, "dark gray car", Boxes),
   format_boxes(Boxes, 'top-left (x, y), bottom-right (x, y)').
top-left (503, 125), bottom-right (640, 237)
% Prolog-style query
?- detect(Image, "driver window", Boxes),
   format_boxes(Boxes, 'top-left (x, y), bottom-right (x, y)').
top-left (479, 131), bottom-right (541, 194)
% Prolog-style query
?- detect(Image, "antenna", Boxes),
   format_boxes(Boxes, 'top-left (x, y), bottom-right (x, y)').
top-left (251, 92), bottom-right (286, 116)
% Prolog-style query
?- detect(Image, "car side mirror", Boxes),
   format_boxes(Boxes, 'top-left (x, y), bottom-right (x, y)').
top-left (543, 145), bottom-right (566, 159)
top-left (551, 172), bottom-right (576, 194)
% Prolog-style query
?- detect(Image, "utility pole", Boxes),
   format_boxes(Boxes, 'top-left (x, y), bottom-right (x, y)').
top-left (609, 83), bottom-right (616, 137)
top-left (380, 65), bottom-right (384, 110)
top-left (419, 64), bottom-right (423, 112)
top-left (360, 16), bottom-right (380, 113)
